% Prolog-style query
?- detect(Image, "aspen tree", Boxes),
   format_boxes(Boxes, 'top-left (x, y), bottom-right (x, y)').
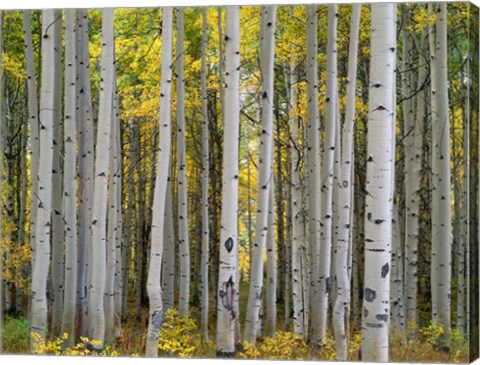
top-left (360, 3), bottom-right (396, 361)
top-left (266, 179), bottom-right (277, 338)
top-left (162, 174), bottom-right (175, 312)
top-left (61, 9), bottom-right (78, 344)
top-left (176, 7), bottom-right (190, 319)
top-left (305, 5), bottom-right (321, 340)
top-left (76, 9), bottom-right (94, 338)
top-left (317, 4), bottom-right (338, 344)
top-left (22, 10), bottom-right (39, 283)
top-left (51, 9), bottom-right (64, 337)
top-left (405, 28), bottom-right (427, 324)
top-left (244, 5), bottom-right (276, 345)
top-left (290, 63), bottom-right (304, 338)
top-left (430, 2), bottom-right (452, 348)
top-left (200, 6), bottom-right (209, 342)
top-left (89, 8), bottom-right (115, 350)
top-left (216, 5), bottom-right (240, 357)
top-left (30, 9), bottom-right (57, 347)
top-left (333, 5), bottom-right (361, 359)
top-left (145, 7), bottom-right (173, 357)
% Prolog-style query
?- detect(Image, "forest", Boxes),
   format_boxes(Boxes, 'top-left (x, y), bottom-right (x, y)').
top-left (0, 1), bottom-right (478, 362)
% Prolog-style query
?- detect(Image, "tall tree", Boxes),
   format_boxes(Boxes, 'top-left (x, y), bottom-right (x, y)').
top-left (76, 8), bottom-right (94, 338)
top-left (306, 5), bottom-right (320, 340)
top-left (216, 5), bottom-right (240, 357)
top-left (244, 4), bottom-right (276, 345)
top-left (88, 8), bottom-right (115, 350)
top-left (200, 6), bottom-right (209, 342)
top-left (61, 9), bottom-right (78, 344)
top-left (30, 9), bottom-right (58, 347)
top-left (176, 7), bottom-right (190, 319)
top-left (360, 3), bottom-right (396, 362)
top-left (333, 4), bottom-right (361, 360)
top-left (50, 9), bottom-right (64, 337)
top-left (429, 2), bottom-right (451, 348)
top-left (145, 6), bottom-right (173, 357)
top-left (317, 4), bottom-right (338, 344)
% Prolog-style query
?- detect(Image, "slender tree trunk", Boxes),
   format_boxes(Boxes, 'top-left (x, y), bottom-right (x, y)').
top-left (76, 9), bottom-right (94, 339)
top-left (306, 5), bottom-right (321, 341)
top-left (145, 6), bottom-right (173, 357)
top-left (216, 6), bottom-right (240, 357)
top-left (88, 8), bottom-right (115, 350)
top-left (23, 11), bottom-right (39, 324)
top-left (61, 9), bottom-right (78, 345)
top-left (405, 28), bottom-right (427, 325)
top-left (113, 73), bottom-right (123, 338)
top-left (429, 2), bottom-right (451, 348)
top-left (333, 5), bottom-right (361, 360)
top-left (162, 171), bottom-right (175, 312)
top-left (290, 64), bottom-right (304, 338)
top-left (30, 9), bottom-right (57, 347)
top-left (360, 3), bottom-right (396, 361)
top-left (176, 8), bottom-right (190, 319)
top-left (105, 78), bottom-right (119, 339)
top-left (266, 179), bottom-right (277, 338)
top-left (200, 7), bottom-right (209, 342)
top-left (50, 10), bottom-right (64, 337)
top-left (316, 4), bottom-right (338, 345)
top-left (244, 5), bottom-right (276, 345)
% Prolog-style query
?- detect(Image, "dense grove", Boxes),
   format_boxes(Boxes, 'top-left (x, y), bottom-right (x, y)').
top-left (0, 2), bottom-right (478, 362)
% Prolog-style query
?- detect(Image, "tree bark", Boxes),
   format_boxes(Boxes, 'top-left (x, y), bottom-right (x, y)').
top-left (429, 2), bottom-right (451, 348)
top-left (360, 3), bottom-right (396, 361)
top-left (30, 9), bottom-right (58, 347)
top-left (176, 7), bottom-right (190, 319)
top-left (216, 6), bottom-right (240, 357)
top-left (200, 7), bottom-right (209, 342)
top-left (244, 5), bottom-right (276, 345)
top-left (333, 4), bottom-right (361, 360)
top-left (61, 9), bottom-right (78, 345)
top-left (88, 8), bottom-right (115, 350)
top-left (145, 6), bottom-right (173, 357)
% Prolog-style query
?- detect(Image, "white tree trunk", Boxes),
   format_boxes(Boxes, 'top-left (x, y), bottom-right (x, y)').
top-left (23, 9), bottom-right (39, 286)
top-left (113, 72), bottom-right (123, 338)
top-left (30, 9), bottom-right (57, 346)
top-left (51, 10), bottom-right (64, 337)
top-left (405, 28), bottom-right (427, 324)
top-left (289, 64), bottom-right (304, 338)
top-left (76, 9), bottom-right (94, 338)
top-left (162, 173), bottom-right (175, 312)
top-left (305, 5), bottom-right (321, 340)
top-left (333, 5), bottom-right (361, 360)
top-left (105, 77), bottom-right (118, 339)
top-left (145, 6), bottom-right (173, 357)
top-left (61, 9), bottom-right (78, 344)
top-left (360, 3), bottom-right (396, 362)
top-left (430, 2), bottom-right (451, 348)
top-left (200, 7), bottom-right (209, 342)
top-left (216, 6), bottom-right (240, 357)
top-left (176, 7), bottom-right (190, 319)
top-left (317, 4), bottom-right (338, 345)
top-left (89, 8), bottom-right (115, 350)
top-left (266, 180), bottom-right (276, 338)
top-left (244, 5), bottom-right (276, 345)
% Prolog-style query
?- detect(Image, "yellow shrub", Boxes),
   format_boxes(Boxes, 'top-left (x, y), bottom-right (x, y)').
top-left (158, 309), bottom-right (198, 358)
top-left (240, 331), bottom-right (309, 360)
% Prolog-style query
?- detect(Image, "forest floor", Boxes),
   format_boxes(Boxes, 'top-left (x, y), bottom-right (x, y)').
top-left (1, 281), bottom-right (470, 362)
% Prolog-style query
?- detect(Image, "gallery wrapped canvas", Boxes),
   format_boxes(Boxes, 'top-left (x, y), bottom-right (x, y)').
top-left (0, 1), bottom-right (478, 362)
